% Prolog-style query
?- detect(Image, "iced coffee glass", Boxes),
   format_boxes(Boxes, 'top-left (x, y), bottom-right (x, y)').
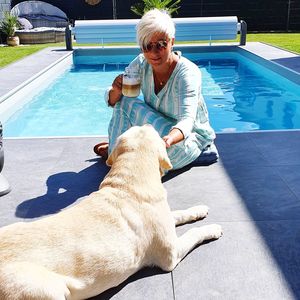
top-left (122, 67), bottom-right (141, 98)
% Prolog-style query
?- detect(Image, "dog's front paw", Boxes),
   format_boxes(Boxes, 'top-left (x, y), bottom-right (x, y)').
top-left (188, 205), bottom-right (209, 220)
top-left (203, 224), bottom-right (223, 240)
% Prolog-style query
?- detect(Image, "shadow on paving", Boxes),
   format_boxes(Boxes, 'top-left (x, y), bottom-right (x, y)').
top-left (15, 155), bottom-right (208, 219)
top-left (88, 267), bottom-right (167, 300)
top-left (15, 160), bottom-right (110, 218)
top-left (225, 168), bottom-right (300, 298)
top-left (216, 134), bottom-right (300, 299)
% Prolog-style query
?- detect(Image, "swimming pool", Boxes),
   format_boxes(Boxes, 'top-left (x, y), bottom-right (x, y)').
top-left (1, 46), bottom-right (300, 137)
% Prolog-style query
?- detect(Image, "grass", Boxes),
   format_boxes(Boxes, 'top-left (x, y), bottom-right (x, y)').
top-left (0, 33), bottom-right (299, 68)
top-left (247, 33), bottom-right (300, 54)
top-left (0, 43), bottom-right (58, 68)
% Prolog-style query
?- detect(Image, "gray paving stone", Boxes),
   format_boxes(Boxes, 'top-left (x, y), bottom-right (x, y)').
top-left (221, 164), bottom-right (300, 221)
top-left (89, 268), bottom-right (173, 300)
top-left (173, 220), bottom-right (299, 300)
top-left (164, 163), bottom-right (253, 222)
top-left (215, 133), bottom-right (271, 167)
top-left (247, 130), bottom-right (300, 166)
top-left (275, 165), bottom-right (300, 198)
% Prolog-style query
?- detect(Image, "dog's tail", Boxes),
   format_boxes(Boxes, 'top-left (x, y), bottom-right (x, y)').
top-left (0, 262), bottom-right (84, 300)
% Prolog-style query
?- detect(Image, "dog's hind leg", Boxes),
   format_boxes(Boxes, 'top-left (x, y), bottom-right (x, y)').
top-left (172, 205), bottom-right (209, 226)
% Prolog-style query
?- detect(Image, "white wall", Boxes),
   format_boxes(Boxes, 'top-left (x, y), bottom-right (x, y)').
top-left (0, 0), bottom-right (10, 21)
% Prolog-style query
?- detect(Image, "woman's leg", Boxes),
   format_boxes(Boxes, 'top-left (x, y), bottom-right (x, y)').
top-left (108, 97), bottom-right (172, 151)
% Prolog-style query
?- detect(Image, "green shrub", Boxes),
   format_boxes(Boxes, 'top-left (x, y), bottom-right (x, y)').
top-left (131, 0), bottom-right (181, 16)
top-left (0, 12), bottom-right (20, 37)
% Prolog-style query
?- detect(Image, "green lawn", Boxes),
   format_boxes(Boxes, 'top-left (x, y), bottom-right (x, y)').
top-left (0, 44), bottom-right (58, 68)
top-left (247, 33), bottom-right (300, 54)
top-left (0, 33), bottom-right (299, 68)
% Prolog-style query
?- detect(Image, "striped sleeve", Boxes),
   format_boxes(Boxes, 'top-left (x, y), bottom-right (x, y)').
top-left (171, 64), bottom-right (201, 138)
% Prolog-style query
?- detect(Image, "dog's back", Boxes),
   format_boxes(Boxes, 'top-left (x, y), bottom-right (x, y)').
top-left (0, 125), bottom-right (173, 299)
top-left (0, 125), bottom-right (222, 299)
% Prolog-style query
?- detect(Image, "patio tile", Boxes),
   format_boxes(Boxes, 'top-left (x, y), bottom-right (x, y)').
top-left (0, 192), bottom-right (29, 227)
top-left (215, 133), bottom-right (271, 167)
top-left (173, 220), bottom-right (299, 300)
top-left (164, 163), bottom-right (252, 222)
top-left (4, 138), bottom-right (65, 170)
top-left (275, 165), bottom-right (300, 199)
top-left (246, 131), bottom-right (300, 165)
top-left (2, 137), bottom-right (110, 221)
top-left (89, 268), bottom-right (173, 300)
top-left (223, 164), bottom-right (300, 221)
top-left (164, 160), bottom-right (300, 222)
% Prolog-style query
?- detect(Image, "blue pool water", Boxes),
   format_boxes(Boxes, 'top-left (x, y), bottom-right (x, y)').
top-left (3, 51), bottom-right (300, 137)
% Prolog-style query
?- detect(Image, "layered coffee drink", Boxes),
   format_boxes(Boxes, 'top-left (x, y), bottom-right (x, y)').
top-left (122, 80), bottom-right (141, 97)
top-left (122, 67), bottom-right (141, 98)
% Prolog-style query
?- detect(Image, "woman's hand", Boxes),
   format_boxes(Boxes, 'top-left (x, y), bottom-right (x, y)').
top-left (162, 128), bottom-right (184, 148)
top-left (162, 135), bottom-right (174, 148)
top-left (108, 74), bottom-right (123, 106)
top-left (112, 74), bottom-right (123, 90)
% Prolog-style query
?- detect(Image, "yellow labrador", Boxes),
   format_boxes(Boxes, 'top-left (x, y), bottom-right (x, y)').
top-left (0, 125), bottom-right (222, 300)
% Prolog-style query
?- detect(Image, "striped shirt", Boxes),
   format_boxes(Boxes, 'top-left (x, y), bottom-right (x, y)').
top-left (105, 52), bottom-right (216, 170)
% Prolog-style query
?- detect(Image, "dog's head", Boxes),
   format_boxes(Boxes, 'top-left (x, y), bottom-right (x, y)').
top-left (106, 125), bottom-right (172, 175)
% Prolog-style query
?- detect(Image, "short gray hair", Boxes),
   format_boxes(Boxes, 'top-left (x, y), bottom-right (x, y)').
top-left (136, 9), bottom-right (175, 49)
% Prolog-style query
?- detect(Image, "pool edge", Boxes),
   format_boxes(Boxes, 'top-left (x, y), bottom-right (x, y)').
top-left (0, 51), bottom-right (73, 105)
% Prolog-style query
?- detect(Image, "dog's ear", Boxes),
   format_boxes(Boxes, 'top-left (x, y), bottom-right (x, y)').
top-left (158, 145), bottom-right (173, 172)
top-left (160, 156), bottom-right (173, 170)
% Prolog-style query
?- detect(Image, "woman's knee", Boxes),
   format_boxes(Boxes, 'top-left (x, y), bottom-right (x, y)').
top-left (167, 143), bottom-right (199, 170)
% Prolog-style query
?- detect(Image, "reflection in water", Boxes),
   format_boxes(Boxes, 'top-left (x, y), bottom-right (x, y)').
top-left (283, 102), bottom-right (296, 129)
top-left (266, 101), bottom-right (274, 118)
top-left (200, 58), bottom-right (300, 132)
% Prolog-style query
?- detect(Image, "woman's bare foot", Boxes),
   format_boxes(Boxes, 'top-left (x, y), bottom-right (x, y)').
top-left (93, 142), bottom-right (109, 160)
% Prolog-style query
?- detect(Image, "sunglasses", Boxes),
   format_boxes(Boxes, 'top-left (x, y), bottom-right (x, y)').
top-left (142, 40), bottom-right (169, 52)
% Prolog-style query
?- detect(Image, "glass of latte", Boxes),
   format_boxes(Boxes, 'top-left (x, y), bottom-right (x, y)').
top-left (122, 67), bottom-right (141, 98)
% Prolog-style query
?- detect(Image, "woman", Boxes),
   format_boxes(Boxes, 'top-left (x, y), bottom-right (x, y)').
top-left (94, 9), bottom-right (218, 170)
